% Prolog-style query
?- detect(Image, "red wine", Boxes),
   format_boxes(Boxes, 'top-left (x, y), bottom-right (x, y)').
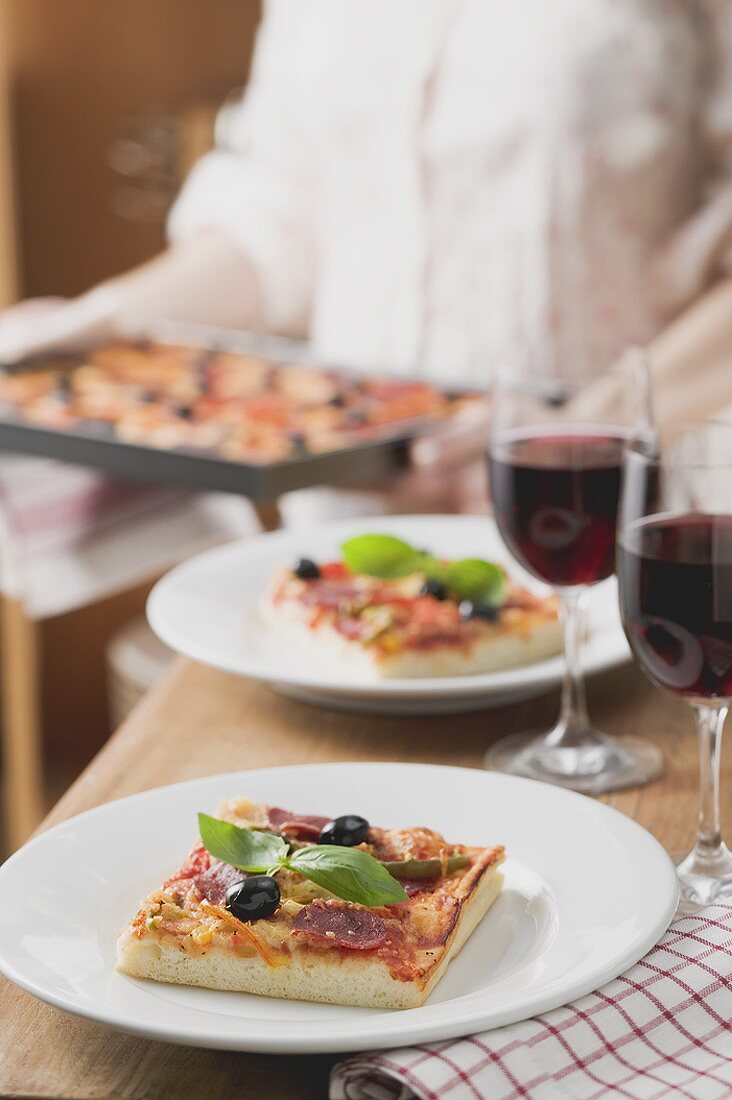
top-left (618, 514), bottom-right (732, 700)
top-left (489, 431), bottom-right (625, 586)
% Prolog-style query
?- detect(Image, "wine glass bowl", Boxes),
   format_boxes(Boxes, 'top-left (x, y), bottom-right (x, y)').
top-left (490, 430), bottom-right (624, 587)
top-left (619, 514), bottom-right (732, 700)
top-left (485, 357), bottom-right (663, 793)
top-left (618, 421), bottom-right (732, 907)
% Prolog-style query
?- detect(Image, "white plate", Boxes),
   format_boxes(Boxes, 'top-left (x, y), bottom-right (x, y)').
top-left (0, 763), bottom-right (677, 1054)
top-left (147, 515), bottom-right (630, 714)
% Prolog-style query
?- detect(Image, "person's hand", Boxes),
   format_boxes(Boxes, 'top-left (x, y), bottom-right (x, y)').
top-left (387, 397), bottom-right (492, 514)
top-left (0, 231), bottom-right (263, 365)
top-left (0, 289), bottom-right (119, 363)
top-left (0, 297), bottom-right (66, 360)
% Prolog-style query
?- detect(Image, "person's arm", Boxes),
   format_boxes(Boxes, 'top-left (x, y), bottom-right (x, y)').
top-left (647, 275), bottom-right (732, 423)
top-left (403, 274), bottom-right (732, 515)
top-left (0, 230), bottom-right (262, 361)
top-left (647, 2), bottom-right (732, 422)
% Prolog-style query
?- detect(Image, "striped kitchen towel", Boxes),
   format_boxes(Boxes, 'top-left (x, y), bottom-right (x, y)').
top-left (0, 454), bottom-right (254, 618)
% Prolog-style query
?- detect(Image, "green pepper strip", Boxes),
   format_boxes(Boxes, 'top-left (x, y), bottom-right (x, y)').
top-left (381, 854), bottom-right (470, 880)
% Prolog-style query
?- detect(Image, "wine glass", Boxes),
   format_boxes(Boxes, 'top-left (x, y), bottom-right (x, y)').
top-left (485, 353), bottom-right (663, 792)
top-left (618, 420), bottom-right (732, 907)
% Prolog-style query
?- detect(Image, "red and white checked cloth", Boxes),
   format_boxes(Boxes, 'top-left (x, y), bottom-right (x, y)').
top-left (331, 903), bottom-right (732, 1100)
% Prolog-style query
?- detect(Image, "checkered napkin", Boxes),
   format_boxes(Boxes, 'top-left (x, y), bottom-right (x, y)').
top-left (330, 904), bottom-right (732, 1100)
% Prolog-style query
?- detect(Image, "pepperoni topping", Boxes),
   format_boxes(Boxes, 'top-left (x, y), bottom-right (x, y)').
top-left (267, 807), bottom-right (330, 840)
top-left (192, 858), bottom-right (244, 902)
top-left (191, 859), bottom-right (246, 905)
top-left (171, 844), bottom-right (244, 906)
top-left (298, 580), bottom-right (362, 608)
top-left (275, 820), bottom-right (323, 841)
top-left (292, 900), bottom-right (388, 951)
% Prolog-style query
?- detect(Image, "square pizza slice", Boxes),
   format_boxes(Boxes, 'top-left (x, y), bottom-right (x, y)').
top-left (116, 798), bottom-right (505, 1010)
top-left (262, 554), bottom-right (561, 679)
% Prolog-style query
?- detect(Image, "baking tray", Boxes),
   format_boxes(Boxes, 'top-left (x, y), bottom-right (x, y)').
top-left (0, 325), bottom-right (472, 501)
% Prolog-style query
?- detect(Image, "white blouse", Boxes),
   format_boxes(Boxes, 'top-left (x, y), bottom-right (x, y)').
top-left (169, 0), bottom-right (732, 389)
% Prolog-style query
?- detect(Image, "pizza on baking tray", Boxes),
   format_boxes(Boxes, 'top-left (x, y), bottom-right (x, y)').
top-left (0, 340), bottom-right (473, 464)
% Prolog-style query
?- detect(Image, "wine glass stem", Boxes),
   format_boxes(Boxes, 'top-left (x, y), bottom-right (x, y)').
top-left (692, 703), bottom-right (728, 857)
top-left (546, 587), bottom-right (592, 747)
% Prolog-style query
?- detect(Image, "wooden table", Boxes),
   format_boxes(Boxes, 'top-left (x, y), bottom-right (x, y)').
top-left (1, 657), bottom-right (729, 1100)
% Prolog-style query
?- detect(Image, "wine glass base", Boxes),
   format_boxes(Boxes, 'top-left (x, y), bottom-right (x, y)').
top-left (675, 843), bottom-right (732, 913)
top-left (484, 729), bottom-right (663, 794)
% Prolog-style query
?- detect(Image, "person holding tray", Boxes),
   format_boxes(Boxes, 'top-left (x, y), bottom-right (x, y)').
top-left (2, 0), bottom-right (732, 523)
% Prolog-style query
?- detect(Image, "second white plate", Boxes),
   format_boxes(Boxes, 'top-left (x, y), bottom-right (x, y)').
top-left (148, 515), bottom-right (630, 713)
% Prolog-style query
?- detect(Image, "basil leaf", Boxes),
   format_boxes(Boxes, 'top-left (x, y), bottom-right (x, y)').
top-left (445, 558), bottom-right (507, 604)
top-left (198, 813), bottom-right (288, 871)
top-left (289, 845), bottom-right (408, 906)
top-left (341, 534), bottom-right (424, 579)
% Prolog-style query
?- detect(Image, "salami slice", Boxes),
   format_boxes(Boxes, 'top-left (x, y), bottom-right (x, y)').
top-left (267, 806), bottom-right (330, 840)
top-left (173, 846), bottom-right (244, 906)
top-left (292, 900), bottom-right (388, 950)
top-left (299, 580), bottom-right (362, 608)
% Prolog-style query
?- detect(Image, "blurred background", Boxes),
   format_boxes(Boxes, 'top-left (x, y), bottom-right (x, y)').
top-left (0, 0), bottom-right (261, 837)
top-left (1, 1), bottom-right (261, 298)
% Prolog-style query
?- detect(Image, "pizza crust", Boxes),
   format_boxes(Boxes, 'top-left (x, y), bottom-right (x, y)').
top-left (116, 865), bottom-right (504, 1010)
